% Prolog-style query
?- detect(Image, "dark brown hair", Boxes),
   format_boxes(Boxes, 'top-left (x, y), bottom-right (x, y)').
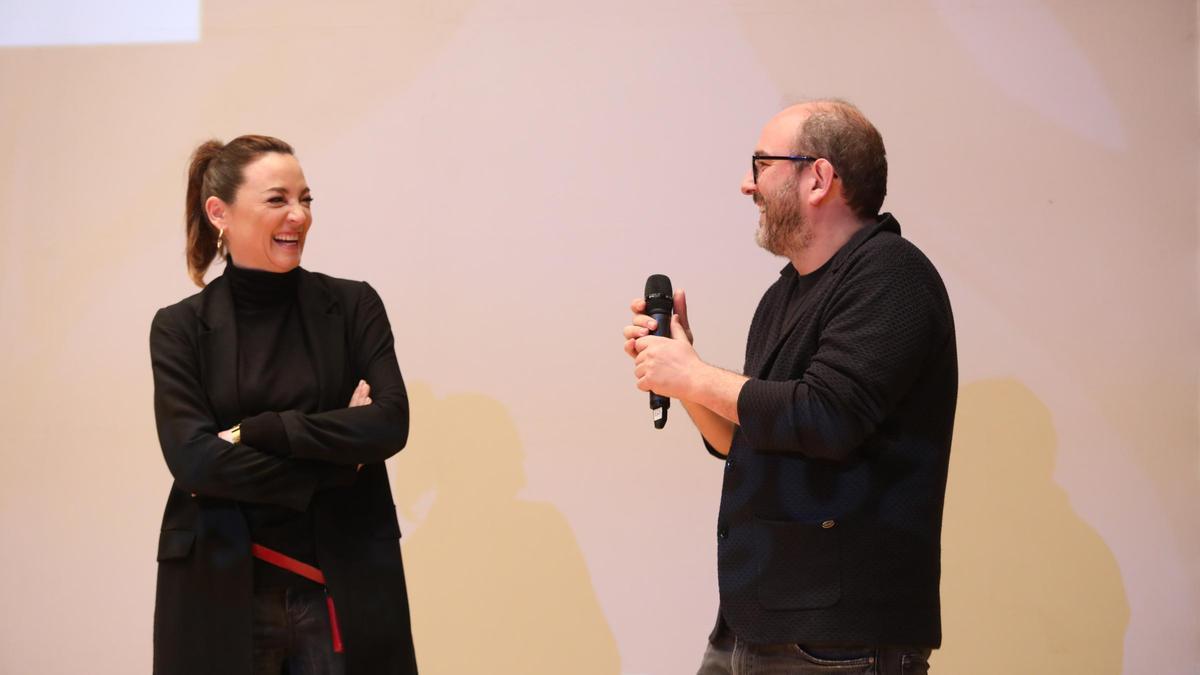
top-left (184, 135), bottom-right (294, 286)
top-left (795, 100), bottom-right (887, 220)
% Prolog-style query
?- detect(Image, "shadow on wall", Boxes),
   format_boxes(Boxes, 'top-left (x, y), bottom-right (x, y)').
top-left (936, 379), bottom-right (1129, 673)
top-left (389, 383), bottom-right (621, 674)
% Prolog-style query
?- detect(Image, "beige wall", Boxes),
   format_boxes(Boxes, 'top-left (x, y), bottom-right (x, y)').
top-left (0, 1), bottom-right (1196, 673)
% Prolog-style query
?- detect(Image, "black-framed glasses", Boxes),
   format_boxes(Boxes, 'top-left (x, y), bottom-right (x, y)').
top-left (751, 155), bottom-right (817, 184)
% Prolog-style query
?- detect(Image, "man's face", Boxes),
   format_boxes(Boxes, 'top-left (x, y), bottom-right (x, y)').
top-left (754, 171), bottom-right (810, 256)
top-left (744, 109), bottom-right (814, 256)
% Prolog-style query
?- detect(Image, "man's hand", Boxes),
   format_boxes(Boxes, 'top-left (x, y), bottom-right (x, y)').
top-left (623, 288), bottom-right (693, 359)
top-left (633, 313), bottom-right (702, 400)
top-left (622, 289), bottom-right (741, 452)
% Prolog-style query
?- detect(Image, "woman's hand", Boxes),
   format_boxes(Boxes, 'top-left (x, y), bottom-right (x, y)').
top-left (349, 379), bottom-right (372, 407)
top-left (349, 380), bottom-right (371, 471)
top-left (212, 381), bottom-right (373, 465)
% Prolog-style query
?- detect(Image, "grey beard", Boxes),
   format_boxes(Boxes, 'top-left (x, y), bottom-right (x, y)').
top-left (755, 181), bottom-right (811, 257)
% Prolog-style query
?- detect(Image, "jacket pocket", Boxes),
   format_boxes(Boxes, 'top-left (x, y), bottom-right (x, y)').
top-left (755, 517), bottom-right (841, 610)
top-left (156, 529), bottom-right (196, 561)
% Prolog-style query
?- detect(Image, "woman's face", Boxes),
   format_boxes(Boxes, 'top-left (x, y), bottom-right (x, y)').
top-left (207, 152), bottom-right (312, 273)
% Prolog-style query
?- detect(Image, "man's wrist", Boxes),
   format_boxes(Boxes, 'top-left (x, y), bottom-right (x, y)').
top-left (689, 362), bottom-right (748, 425)
top-left (681, 360), bottom-right (712, 402)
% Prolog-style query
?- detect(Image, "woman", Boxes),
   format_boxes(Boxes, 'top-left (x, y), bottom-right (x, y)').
top-left (150, 135), bottom-right (417, 674)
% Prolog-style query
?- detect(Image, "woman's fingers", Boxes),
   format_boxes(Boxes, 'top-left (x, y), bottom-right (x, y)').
top-left (349, 379), bottom-right (372, 407)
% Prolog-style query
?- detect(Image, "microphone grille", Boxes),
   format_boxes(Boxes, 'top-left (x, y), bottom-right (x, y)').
top-left (644, 274), bottom-right (674, 314)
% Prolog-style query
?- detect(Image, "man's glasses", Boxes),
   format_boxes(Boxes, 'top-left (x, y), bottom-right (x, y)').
top-left (751, 155), bottom-right (817, 185)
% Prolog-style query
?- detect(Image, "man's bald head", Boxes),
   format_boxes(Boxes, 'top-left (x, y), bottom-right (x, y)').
top-left (780, 99), bottom-right (888, 220)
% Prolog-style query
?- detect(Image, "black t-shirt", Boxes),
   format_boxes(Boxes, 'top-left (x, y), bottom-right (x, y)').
top-left (226, 261), bottom-right (322, 590)
top-left (767, 259), bottom-right (831, 347)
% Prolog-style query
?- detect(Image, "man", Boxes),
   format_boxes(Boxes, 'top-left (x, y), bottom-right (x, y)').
top-left (623, 100), bottom-right (957, 674)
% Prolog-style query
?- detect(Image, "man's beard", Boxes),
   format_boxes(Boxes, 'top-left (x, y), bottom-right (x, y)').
top-left (755, 177), bottom-right (812, 256)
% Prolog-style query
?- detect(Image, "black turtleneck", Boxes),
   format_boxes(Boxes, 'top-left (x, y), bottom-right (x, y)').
top-left (224, 260), bottom-right (322, 590)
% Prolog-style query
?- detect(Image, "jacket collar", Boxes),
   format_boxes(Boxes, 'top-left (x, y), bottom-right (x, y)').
top-left (754, 213), bottom-right (902, 379)
top-left (296, 270), bottom-right (346, 411)
top-left (825, 211), bottom-right (900, 274)
top-left (195, 267), bottom-right (346, 425)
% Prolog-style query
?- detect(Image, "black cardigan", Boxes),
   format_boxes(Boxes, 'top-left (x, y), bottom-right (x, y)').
top-left (149, 268), bottom-right (417, 675)
top-left (713, 214), bottom-right (958, 647)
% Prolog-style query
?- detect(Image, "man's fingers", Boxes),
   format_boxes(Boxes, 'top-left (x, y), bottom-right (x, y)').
top-left (634, 335), bottom-right (665, 358)
top-left (634, 336), bottom-right (651, 357)
top-left (624, 317), bottom-right (662, 341)
top-left (630, 313), bottom-right (657, 332)
top-left (670, 314), bottom-right (690, 341)
top-left (675, 288), bottom-right (689, 325)
top-left (672, 289), bottom-right (695, 343)
top-left (623, 324), bottom-right (654, 340)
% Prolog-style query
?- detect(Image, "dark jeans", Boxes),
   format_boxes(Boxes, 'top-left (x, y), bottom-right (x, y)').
top-left (252, 586), bottom-right (345, 675)
top-left (697, 634), bottom-right (931, 675)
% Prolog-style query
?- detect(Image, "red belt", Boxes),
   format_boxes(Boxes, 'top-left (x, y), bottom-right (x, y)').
top-left (250, 543), bottom-right (344, 653)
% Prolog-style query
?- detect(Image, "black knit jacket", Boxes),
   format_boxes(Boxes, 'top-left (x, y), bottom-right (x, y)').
top-left (712, 213), bottom-right (958, 647)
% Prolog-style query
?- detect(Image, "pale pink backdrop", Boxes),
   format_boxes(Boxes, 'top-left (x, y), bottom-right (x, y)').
top-left (0, 1), bottom-right (1196, 673)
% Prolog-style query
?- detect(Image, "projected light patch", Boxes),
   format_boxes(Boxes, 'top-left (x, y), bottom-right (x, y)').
top-left (0, 0), bottom-right (198, 47)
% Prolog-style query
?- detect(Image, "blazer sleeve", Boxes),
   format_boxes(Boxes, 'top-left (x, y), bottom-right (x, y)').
top-left (276, 282), bottom-right (409, 466)
top-left (150, 305), bottom-right (355, 511)
top-left (736, 246), bottom-right (952, 461)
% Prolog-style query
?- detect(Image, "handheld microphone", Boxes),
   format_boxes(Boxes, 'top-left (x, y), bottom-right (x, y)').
top-left (644, 274), bottom-right (673, 429)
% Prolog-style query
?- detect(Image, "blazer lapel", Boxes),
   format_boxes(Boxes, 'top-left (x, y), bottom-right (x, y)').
top-left (752, 214), bottom-right (902, 379)
top-left (196, 275), bottom-right (241, 427)
top-left (742, 274), bottom-right (789, 378)
top-left (297, 270), bottom-right (345, 411)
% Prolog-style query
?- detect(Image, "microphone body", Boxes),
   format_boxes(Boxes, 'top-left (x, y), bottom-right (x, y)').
top-left (644, 274), bottom-right (674, 429)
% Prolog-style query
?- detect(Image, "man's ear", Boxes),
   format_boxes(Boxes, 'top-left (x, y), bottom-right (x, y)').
top-left (807, 158), bottom-right (838, 206)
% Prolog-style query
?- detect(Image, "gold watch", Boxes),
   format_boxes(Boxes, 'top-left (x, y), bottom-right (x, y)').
top-left (231, 424), bottom-right (242, 444)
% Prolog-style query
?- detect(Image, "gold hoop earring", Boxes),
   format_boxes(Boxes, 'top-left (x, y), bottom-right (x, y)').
top-left (216, 228), bottom-right (225, 249)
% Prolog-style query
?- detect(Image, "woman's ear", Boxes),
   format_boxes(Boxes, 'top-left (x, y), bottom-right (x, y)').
top-left (205, 195), bottom-right (228, 228)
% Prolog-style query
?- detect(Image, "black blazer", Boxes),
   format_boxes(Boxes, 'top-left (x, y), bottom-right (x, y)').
top-left (149, 269), bottom-right (417, 675)
top-left (713, 215), bottom-right (958, 648)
